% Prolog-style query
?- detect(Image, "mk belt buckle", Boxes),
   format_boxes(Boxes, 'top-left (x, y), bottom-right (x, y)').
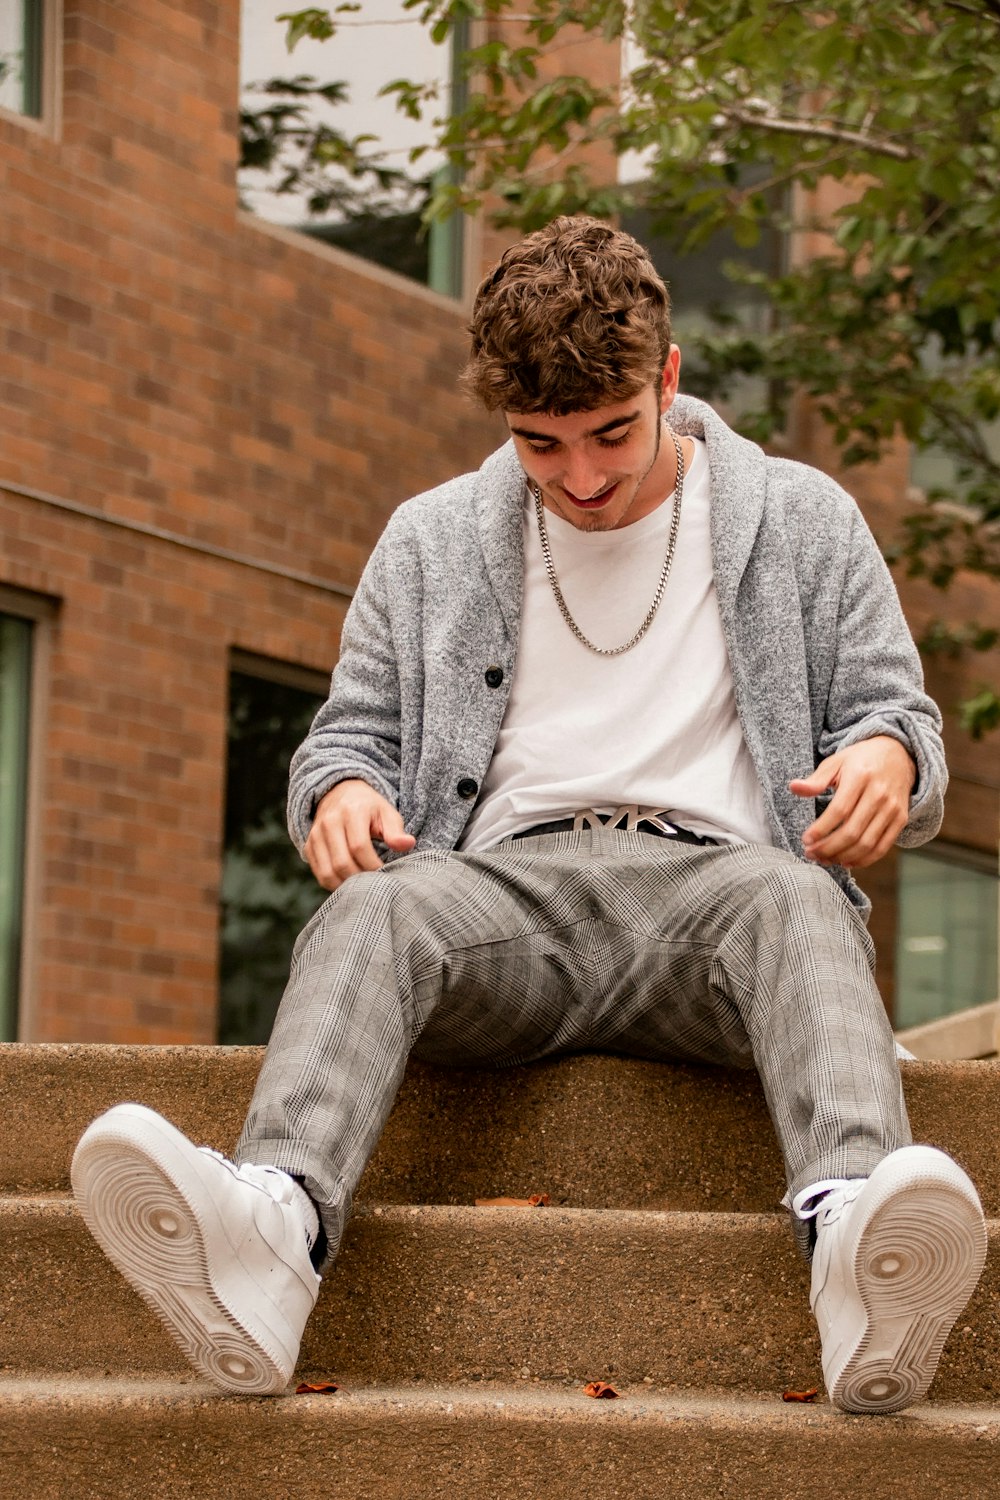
top-left (571, 805), bottom-right (679, 835)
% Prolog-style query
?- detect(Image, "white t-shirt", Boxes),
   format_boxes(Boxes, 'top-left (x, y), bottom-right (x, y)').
top-left (459, 438), bottom-right (774, 852)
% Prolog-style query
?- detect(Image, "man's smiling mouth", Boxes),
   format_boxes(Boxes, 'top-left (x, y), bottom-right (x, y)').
top-left (564, 482), bottom-right (618, 508)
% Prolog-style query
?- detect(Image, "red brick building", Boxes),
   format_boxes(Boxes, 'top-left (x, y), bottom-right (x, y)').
top-left (1, 1), bottom-right (996, 1047)
top-left (0, 0), bottom-right (501, 1042)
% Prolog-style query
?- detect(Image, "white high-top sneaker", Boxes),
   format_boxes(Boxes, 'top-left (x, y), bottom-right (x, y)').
top-left (809, 1145), bottom-right (986, 1414)
top-left (72, 1103), bottom-right (321, 1395)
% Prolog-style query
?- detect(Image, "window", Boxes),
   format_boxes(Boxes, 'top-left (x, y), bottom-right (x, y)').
top-left (895, 845), bottom-right (999, 1030)
top-left (239, 1), bottom-right (466, 296)
top-left (0, 1), bottom-right (46, 120)
top-left (219, 653), bottom-right (328, 1045)
top-left (621, 185), bottom-right (787, 425)
top-left (908, 336), bottom-right (1000, 495)
top-left (0, 612), bottom-right (34, 1040)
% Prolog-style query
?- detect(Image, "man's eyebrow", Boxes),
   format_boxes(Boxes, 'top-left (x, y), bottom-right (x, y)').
top-left (508, 410), bottom-right (641, 441)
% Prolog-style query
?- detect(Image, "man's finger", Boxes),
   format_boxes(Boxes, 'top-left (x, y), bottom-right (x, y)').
top-left (801, 774), bottom-right (864, 848)
top-left (808, 802), bottom-right (903, 868)
top-left (804, 796), bottom-right (876, 862)
top-left (789, 754), bottom-right (841, 799)
top-left (843, 816), bottom-right (906, 870)
top-left (305, 824), bottom-right (349, 891)
top-left (374, 805), bottom-right (417, 853)
top-left (306, 819), bottom-right (371, 891)
top-left (335, 809), bottom-right (385, 876)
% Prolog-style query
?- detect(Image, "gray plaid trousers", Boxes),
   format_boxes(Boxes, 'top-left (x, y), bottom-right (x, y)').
top-left (236, 828), bottom-right (910, 1263)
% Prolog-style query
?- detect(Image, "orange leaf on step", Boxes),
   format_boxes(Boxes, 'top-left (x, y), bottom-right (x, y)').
top-left (295, 1381), bottom-right (340, 1394)
top-left (583, 1381), bottom-right (621, 1399)
top-left (781, 1388), bottom-right (819, 1403)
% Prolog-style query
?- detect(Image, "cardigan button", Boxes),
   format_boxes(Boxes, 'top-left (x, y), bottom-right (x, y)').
top-left (456, 777), bottom-right (479, 800)
top-left (484, 666), bottom-right (504, 688)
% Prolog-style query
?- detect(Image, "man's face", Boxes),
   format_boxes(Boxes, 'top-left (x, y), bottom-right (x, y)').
top-left (504, 350), bottom-right (681, 533)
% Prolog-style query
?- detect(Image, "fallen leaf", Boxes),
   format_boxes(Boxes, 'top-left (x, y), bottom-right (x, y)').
top-left (295, 1381), bottom-right (340, 1394)
top-left (474, 1194), bottom-right (551, 1207)
top-left (583, 1381), bottom-right (621, 1399)
top-left (781, 1388), bottom-right (819, 1403)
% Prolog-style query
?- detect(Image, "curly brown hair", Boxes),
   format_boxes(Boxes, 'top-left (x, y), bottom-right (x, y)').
top-left (463, 217), bottom-right (672, 415)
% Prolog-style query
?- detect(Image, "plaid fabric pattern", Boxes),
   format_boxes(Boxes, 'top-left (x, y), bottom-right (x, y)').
top-left (237, 829), bottom-right (910, 1263)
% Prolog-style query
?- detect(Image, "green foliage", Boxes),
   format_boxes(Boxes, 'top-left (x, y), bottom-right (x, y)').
top-left (280, 0), bottom-right (1000, 731)
top-left (239, 74), bottom-right (427, 220)
top-left (277, 7), bottom-right (355, 49)
top-left (959, 688), bottom-right (1000, 740)
top-left (920, 621), bottom-right (1000, 659)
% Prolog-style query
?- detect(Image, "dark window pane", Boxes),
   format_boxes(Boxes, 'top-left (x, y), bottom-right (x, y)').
top-left (302, 209), bottom-right (430, 286)
top-left (622, 178), bottom-right (787, 418)
top-left (219, 669), bottom-right (327, 1044)
top-left (0, 614), bottom-right (32, 1041)
top-left (622, 203), bottom-right (781, 316)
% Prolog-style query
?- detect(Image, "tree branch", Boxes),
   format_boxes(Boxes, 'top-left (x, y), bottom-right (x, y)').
top-left (941, 0), bottom-right (1000, 23)
top-left (930, 404), bottom-right (1000, 480)
top-left (722, 105), bottom-right (916, 162)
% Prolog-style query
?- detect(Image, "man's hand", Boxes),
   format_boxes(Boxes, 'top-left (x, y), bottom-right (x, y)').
top-left (304, 779), bottom-right (416, 892)
top-left (790, 736), bottom-right (917, 870)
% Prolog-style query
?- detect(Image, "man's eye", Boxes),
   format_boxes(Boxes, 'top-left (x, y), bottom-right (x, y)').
top-left (597, 432), bottom-right (630, 448)
top-left (527, 441), bottom-right (557, 453)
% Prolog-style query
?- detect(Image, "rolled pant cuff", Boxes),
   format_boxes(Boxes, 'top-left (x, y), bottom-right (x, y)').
top-left (787, 1142), bottom-right (909, 1260)
top-left (790, 1142), bottom-right (905, 1206)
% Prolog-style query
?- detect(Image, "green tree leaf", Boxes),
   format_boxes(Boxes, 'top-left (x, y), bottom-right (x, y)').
top-left (249, 0), bottom-right (1000, 733)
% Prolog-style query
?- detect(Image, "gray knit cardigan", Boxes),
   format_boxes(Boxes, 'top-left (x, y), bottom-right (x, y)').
top-left (288, 396), bottom-right (945, 918)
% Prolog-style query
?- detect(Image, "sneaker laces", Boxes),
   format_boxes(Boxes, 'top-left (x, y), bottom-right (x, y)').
top-left (198, 1147), bottom-right (290, 1198)
top-left (793, 1178), bottom-right (866, 1226)
top-left (197, 1150), bottom-right (318, 1243)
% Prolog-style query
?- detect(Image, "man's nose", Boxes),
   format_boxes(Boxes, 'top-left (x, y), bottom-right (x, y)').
top-left (563, 448), bottom-right (607, 500)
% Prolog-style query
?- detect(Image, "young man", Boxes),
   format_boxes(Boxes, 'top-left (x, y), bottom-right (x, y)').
top-left (73, 217), bottom-right (985, 1415)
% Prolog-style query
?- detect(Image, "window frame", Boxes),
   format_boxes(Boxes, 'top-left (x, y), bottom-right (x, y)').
top-left (237, 3), bottom-right (471, 303)
top-left (894, 839), bottom-right (1000, 1033)
top-left (219, 648), bottom-right (331, 1045)
top-left (0, 0), bottom-right (62, 136)
top-left (229, 646), bottom-right (331, 698)
top-left (0, 584), bottom-right (57, 1041)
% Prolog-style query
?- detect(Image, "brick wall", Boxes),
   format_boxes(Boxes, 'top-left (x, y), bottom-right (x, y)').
top-left (1, 0), bottom-right (498, 1040)
top-left (1, 4), bottom-right (995, 1040)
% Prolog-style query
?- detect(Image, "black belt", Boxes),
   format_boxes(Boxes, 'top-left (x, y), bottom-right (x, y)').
top-left (511, 816), bottom-right (717, 846)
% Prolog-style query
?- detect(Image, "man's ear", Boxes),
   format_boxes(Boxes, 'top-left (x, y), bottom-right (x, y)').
top-left (660, 345), bottom-right (682, 413)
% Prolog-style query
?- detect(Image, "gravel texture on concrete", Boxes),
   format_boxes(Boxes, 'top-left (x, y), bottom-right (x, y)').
top-left (0, 1377), bottom-right (998, 1500)
top-left (3, 1199), bottom-right (998, 1404)
top-left (2, 1045), bottom-right (998, 1213)
top-left (4, 1045), bottom-right (1000, 1495)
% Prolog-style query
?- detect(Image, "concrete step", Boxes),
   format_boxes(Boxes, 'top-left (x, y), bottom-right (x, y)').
top-left (4, 1198), bottom-right (999, 1404)
top-left (1, 1376), bottom-right (999, 1500)
top-left (4, 1043), bottom-right (1000, 1213)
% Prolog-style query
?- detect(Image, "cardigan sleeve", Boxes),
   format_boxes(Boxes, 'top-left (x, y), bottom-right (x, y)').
top-left (816, 506), bottom-right (946, 846)
top-left (286, 525), bottom-right (406, 855)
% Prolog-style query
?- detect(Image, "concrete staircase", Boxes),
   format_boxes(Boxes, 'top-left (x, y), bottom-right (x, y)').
top-left (2, 1044), bottom-right (999, 1497)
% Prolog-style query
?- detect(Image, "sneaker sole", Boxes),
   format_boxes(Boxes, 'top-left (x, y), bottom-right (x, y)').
top-left (830, 1156), bottom-right (986, 1415)
top-left (72, 1105), bottom-right (295, 1396)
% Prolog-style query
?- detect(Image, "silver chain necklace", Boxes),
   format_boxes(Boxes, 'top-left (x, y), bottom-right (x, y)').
top-left (530, 428), bottom-right (685, 657)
